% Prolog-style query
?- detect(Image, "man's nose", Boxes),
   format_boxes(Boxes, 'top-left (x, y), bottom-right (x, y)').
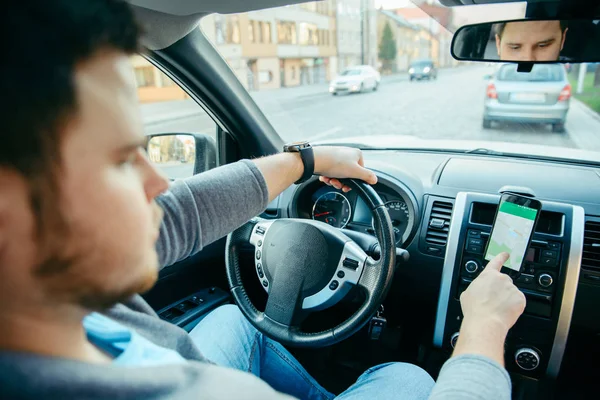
top-left (138, 149), bottom-right (170, 201)
top-left (521, 47), bottom-right (534, 61)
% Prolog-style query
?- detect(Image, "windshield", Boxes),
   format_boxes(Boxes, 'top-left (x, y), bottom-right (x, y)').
top-left (497, 64), bottom-right (564, 82)
top-left (411, 61), bottom-right (433, 68)
top-left (194, 0), bottom-right (600, 163)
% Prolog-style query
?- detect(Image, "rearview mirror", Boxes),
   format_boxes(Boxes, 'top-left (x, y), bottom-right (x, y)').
top-left (146, 133), bottom-right (217, 180)
top-left (452, 18), bottom-right (600, 64)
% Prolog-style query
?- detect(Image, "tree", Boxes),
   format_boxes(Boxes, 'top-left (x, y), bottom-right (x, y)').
top-left (379, 22), bottom-right (397, 72)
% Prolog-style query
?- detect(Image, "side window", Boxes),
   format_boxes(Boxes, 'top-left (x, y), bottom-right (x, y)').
top-left (130, 56), bottom-right (218, 180)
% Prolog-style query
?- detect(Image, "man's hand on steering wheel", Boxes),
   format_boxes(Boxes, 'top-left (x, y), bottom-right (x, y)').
top-left (314, 146), bottom-right (378, 192)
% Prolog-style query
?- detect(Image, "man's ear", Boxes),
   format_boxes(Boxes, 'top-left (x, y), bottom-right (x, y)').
top-left (560, 28), bottom-right (568, 50)
top-left (495, 34), bottom-right (502, 57)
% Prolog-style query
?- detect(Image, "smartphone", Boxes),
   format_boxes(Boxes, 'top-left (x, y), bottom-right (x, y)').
top-left (484, 193), bottom-right (542, 278)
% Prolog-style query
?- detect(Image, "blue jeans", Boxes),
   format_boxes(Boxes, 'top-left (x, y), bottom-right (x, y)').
top-left (189, 305), bottom-right (435, 400)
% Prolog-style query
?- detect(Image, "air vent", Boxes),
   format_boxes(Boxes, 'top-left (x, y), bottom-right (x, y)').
top-left (426, 201), bottom-right (453, 246)
top-left (582, 220), bottom-right (600, 272)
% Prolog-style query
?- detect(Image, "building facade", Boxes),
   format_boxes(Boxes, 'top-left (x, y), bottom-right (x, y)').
top-left (336, 0), bottom-right (377, 71)
top-left (131, 55), bottom-right (189, 103)
top-left (394, 5), bottom-right (455, 68)
top-left (200, 1), bottom-right (338, 90)
top-left (377, 10), bottom-right (439, 73)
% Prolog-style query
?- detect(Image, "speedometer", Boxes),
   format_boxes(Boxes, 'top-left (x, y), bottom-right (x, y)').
top-left (385, 200), bottom-right (411, 243)
top-left (312, 192), bottom-right (351, 228)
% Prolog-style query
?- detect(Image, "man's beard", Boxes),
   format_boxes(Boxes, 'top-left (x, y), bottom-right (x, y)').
top-left (33, 209), bottom-right (159, 311)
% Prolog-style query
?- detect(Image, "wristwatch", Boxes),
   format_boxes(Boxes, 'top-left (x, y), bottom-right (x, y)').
top-left (283, 141), bottom-right (314, 184)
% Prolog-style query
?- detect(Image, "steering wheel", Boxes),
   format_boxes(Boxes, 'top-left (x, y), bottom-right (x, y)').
top-left (225, 179), bottom-right (396, 347)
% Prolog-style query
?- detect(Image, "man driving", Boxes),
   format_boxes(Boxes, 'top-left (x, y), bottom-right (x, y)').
top-left (0, 1), bottom-right (524, 399)
top-left (495, 20), bottom-right (569, 61)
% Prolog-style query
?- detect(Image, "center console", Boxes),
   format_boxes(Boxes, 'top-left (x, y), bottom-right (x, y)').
top-left (434, 192), bottom-right (584, 378)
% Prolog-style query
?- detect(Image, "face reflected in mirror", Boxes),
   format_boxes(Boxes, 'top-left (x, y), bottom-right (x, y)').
top-left (494, 20), bottom-right (568, 62)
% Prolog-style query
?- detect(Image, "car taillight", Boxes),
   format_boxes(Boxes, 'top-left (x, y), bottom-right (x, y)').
top-left (558, 84), bottom-right (571, 101)
top-left (486, 83), bottom-right (498, 99)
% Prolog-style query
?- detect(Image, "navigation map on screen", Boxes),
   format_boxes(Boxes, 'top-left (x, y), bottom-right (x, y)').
top-left (485, 201), bottom-right (538, 271)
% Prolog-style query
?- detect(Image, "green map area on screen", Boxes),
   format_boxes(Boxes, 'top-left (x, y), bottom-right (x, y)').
top-left (485, 201), bottom-right (537, 271)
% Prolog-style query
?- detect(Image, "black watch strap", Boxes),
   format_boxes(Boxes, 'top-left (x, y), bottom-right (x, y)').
top-left (284, 142), bottom-right (314, 184)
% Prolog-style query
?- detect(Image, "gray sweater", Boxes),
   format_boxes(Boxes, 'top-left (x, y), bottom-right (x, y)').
top-left (0, 160), bottom-right (511, 399)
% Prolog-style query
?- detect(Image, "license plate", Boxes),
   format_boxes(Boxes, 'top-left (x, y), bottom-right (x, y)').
top-left (510, 92), bottom-right (546, 103)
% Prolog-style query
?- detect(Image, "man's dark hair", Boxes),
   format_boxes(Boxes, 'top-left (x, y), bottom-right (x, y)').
top-left (494, 20), bottom-right (569, 38)
top-left (1, 0), bottom-right (140, 238)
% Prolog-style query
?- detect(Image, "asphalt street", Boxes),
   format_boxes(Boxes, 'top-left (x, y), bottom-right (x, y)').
top-left (143, 65), bottom-right (600, 168)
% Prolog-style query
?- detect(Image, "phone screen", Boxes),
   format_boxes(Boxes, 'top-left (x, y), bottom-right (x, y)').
top-left (485, 198), bottom-right (539, 271)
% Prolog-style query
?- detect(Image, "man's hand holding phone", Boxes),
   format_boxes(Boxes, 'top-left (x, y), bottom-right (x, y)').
top-left (453, 252), bottom-right (527, 366)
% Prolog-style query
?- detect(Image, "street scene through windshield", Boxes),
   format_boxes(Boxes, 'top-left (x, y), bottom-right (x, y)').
top-left (134, 0), bottom-right (600, 176)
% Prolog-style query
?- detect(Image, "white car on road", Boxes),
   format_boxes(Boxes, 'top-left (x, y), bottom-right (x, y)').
top-left (329, 66), bottom-right (381, 95)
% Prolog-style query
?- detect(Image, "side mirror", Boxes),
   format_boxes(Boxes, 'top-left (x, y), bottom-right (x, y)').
top-left (146, 133), bottom-right (217, 180)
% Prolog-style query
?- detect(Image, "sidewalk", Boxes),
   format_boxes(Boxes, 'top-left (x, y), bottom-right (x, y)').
top-left (141, 72), bottom-right (410, 126)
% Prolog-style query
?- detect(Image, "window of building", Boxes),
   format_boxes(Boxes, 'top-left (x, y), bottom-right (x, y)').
top-left (134, 67), bottom-right (154, 87)
top-left (248, 21), bottom-right (255, 43)
top-left (263, 22), bottom-right (272, 43)
top-left (277, 21), bottom-right (297, 44)
top-left (227, 16), bottom-right (241, 44)
top-left (299, 23), bottom-right (318, 45)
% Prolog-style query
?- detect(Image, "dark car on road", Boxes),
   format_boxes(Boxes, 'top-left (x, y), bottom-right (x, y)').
top-left (409, 59), bottom-right (437, 81)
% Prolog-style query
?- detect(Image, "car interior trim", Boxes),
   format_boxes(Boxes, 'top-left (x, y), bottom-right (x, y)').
top-left (546, 205), bottom-right (584, 377)
top-left (302, 241), bottom-right (368, 311)
top-left (433, 191), bottom-right (467, 347)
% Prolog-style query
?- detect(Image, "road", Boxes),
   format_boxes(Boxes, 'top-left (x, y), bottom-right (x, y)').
top-left (143, 65), bottom-right (600, 158)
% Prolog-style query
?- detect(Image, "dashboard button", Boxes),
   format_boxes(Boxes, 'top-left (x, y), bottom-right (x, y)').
top-left (464, 260), bottom-right (479, 274)
top-left (538, 273), bottom-right (553, 288)
top-left (541, 250), bottom-right (557, 258)
top-left (517, 274), bottom-right (535, 285)
top-left (468, 238), bottom-right (484, 247)
top-left (466, 244), bottom-right (483, 254)
top-left (343, 258), bottom-right (359, 270)
top-left (468, 230), bottom-right (481, 237)
top-left (524, 264), bottom-right (535, 275)
top-left (540, 257), bottom-right (557, 267)
top-left (548, 242), bottom-right (560, 250)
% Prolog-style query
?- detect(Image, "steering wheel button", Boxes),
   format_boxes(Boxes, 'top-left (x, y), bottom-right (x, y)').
top-left (256, 250), bottom-right (261, 260)
top-left (329, 280), bottom-right (339, 290)
top-left (262, 280), bottom-right (268, 287)
top-left (337, 270), bottom-right (345, 278)
top-left (257, 240), bottom-right (263, 247)
top-left (342, 258), bottom-right (359, 270)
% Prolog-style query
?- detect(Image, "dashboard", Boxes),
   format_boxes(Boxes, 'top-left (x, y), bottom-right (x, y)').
top-left (261, 149), bottom-right (600, 383)
top-left (290, 176), bottom-right (418, 247)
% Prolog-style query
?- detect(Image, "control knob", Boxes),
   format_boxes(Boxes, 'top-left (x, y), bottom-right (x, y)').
top-left (515, 348), bottom-right (540, 371)
top-left (464, 260), bottom-right (479, 274)
top-left (450, 332), bottom-right (460, 349)
top-left (538, 273), bottom-right (553, 288)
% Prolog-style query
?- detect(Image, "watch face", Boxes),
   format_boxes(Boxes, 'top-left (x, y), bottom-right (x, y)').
top-left (285, 141), bottom-right (311, 151)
